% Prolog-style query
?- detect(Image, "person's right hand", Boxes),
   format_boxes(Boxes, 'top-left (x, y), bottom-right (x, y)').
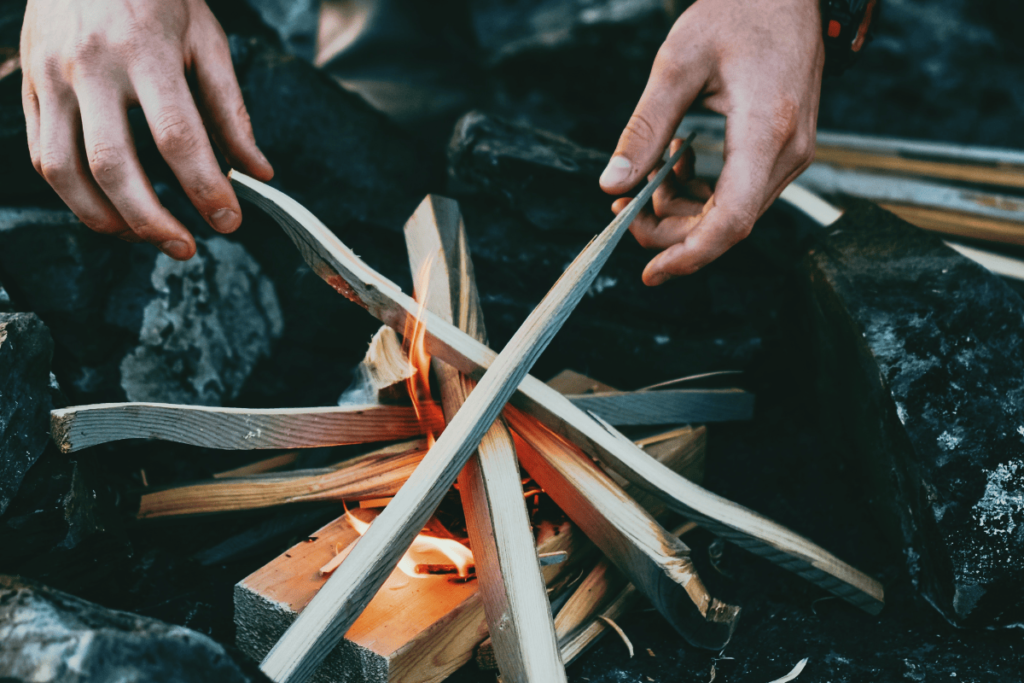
top-left (20, 0), bottom-right (274, 260)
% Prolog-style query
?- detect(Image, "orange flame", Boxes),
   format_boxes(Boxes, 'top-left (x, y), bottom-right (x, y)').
top-left (322, 508), bottom-right (474, 579)
top-left (404, 257), bottom-right (437, 448)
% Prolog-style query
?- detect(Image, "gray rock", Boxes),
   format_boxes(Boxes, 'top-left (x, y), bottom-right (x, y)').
top-left (0, 575), bottom-right (267, 683)
top-left (119, 237), bottom-right (283, 405)
top-left (802, 200), bottom-right (1024, 626)
top-left (0, 313), bottom-right (54, 515)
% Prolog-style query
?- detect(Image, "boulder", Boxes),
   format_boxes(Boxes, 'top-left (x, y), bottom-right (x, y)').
top-left (0, 312), bottom-right (54, 515)
top-left (802, 200), bottom-right (1024, 626)
top-left (0, 575), bottom-right (269, 683)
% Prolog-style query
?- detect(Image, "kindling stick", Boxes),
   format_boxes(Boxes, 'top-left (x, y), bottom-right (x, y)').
top-left (252, 138), bottom-right (693, 683)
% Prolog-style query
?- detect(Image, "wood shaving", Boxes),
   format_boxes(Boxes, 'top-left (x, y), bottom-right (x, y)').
top-left (766, 658), bottom-right (809, 683)
top-left (597, 615), bottom-right (633, 658)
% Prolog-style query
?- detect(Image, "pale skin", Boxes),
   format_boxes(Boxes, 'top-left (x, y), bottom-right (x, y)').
top-left (602, 0), bottom-right (824, 285)
top-left (21, 0), bottom-right (822, 275)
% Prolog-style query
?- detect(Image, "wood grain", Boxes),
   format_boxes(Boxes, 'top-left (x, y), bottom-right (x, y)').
top-left (137, 440), bottom-right (426, 519)
top-left (51, 402), bottom-right (443, 453)
top-left (506, 408), bottom-right (739, 650)
top-left (405, 195), bottom-right (565, 682)
top-left (229, 142), bottom-right (883, 624)
top-left (881, 203), bottom-right (1024, 247)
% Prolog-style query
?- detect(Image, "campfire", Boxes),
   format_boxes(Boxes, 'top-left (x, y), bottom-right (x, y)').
top-left (48, 152), bottom-right (883, 683)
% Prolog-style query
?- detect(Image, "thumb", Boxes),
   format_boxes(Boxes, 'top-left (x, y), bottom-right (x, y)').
top-left (600, 51), bottom-right (706, 195)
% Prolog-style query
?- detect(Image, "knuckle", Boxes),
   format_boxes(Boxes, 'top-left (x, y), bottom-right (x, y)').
top-left (623, 113), bottom-right (658, 147)
top-left (38, 152), bottom-right (73, 185)
top-left (88, 143), bottom-right (127, 185)
top-left (792, 132), bottom-right (816, 167)
top-left (153, 110), bottom-right (200, 157)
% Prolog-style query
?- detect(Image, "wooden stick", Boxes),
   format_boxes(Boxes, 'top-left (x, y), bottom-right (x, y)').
top-left (944, 241), bottom-right (1024, 282)
top-left (506, 410), bottom-right (739, 649)
top-left (50, 402), bottom-right (444, 453)
top-left (251, 140), bottom-right (693, 683)
top-left (137, 440), bottom-right (426, 519)
top-left (214, 452), bottom-right (301, 479)
top-left (229, 144), bottom-right (883, 623)
top-left (360, 326), bottom-right (416, 403)
top-left (565, 388), bottom-right (754, 425)
top-left (880, 203), bottom-right (1024, 247)
top-left (406, 195), bottom-right (565, 682)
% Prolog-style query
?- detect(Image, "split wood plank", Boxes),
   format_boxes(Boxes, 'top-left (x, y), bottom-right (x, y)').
top-left (565, 387), bottom-right (754, 425)
top-left (545, 369), bottom-right (617, 395)
top-left (506, 410), bottom-right (738, 649)
top-left (405, 195), bottom-right (565, 682)
top-left (247, 140), bottom-right (694, 683)
top-left (137, 440), bottom-right (426, 519)
top-left (361, 326), bottom-right (416, 403)
top-left (50, 402), bottom-right (444, 453)
top-left (229, 156), bottom-right (883, 623)
top-left (214, 452), bottom-right (301, 479)
top-left (881, 203), bottom-right (1024, 248)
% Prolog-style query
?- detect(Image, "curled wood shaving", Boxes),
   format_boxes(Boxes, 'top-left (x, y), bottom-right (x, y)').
top-left (766, 658), bottom-right (809, 683)
top-left (597, 615), bottom-right (633, 658)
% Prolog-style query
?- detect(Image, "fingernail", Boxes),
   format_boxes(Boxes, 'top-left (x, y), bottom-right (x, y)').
top-left (600, 156), bottom-right (632, 188)
top-left (160, 240), bottom-right (191, 260)
top-left (210, 208), bottom-right (239, 232)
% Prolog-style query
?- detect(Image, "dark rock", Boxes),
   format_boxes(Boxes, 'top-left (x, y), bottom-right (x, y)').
top-left (0, 209), bottom-right (282, 406)
top-left (469, 0), bottom-right (673, 147)
top-left (448, 110), bottom-right (611, 232)
top-left (0, 312), bottom-right (54, 515)
top-left (0, 575), bottom-right (270, 683)
top-left (801, 200), bottom-right (1024, 626)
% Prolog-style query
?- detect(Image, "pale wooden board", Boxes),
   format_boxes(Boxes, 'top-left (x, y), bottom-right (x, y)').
top-left (406, 195), bottom-right (565, 682)
top-left (51, 402), bottom-right (444, 453)
top-left (566, 388), bottom-right (754, 425)
top-left (230, 155), bottom-right (883, 629)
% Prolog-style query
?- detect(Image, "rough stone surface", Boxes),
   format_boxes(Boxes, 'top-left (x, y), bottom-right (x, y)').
top-left (0, 313), bottom-right (54, 515)
top-left (118, 237), bottom-right (283, 406)
top-left (447, 110), bottom-right (611, 232)
top-left (0, 575), bottom-right (269, 683)
top-left (802, 201), bottom-right (1024, 627)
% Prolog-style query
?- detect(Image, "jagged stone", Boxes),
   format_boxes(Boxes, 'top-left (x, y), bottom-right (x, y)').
top-left (117, 236), bottom-right (283, 405)
top-left (802, 200), bottom-right (1024, 626)
top-left (0, 312), bottom-right (54, 515)
top-left (0, 575), bottom-right (269, 683)
top-left (0, 209), bottom-right (282, 406)
top-left (448, 110), bottom-right (610, 232)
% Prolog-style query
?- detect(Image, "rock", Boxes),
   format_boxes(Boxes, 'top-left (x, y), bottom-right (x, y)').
top-left (0, 278), bottom-right (11, 312)
top-left (0, 575), bottom-right (269, 683)
top-left (447, 110), bottom-right (611, 233)
top-left (801, 200), bottom-right (1024, 626)
top-left (0, 312), bottom-right (54, 515)
top-left (117, 236), bottom-right (283, 405)
top-left (0, 208), bottom-right (282, 406)
top-left (468, 0), bottom-right (672, 146)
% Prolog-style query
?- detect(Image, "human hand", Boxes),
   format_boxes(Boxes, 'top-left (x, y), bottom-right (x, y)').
top-left (20, 0), bottom-right (274, 260)
top-left (600, 0), bottom-right (824, 286)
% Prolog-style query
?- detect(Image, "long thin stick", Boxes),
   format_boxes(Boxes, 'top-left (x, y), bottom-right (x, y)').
top-left (254, 140), bottom-right (692, 683)
top-left (230, 133), bottom-right (882, 628)
top-left (406, 195), bottom-right (566, 682)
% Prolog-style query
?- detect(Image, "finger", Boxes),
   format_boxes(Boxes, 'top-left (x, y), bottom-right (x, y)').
top-left (190, 22), bottom-right (273, 181)
top-left (652, 165), bottom-right (704, 219)
top-left (22, 77), bottom-right (42, 175)
top-left (599, 46), bottom-right (707, 195)
top-left (77, 84), bottom-right (196, 259)
top-left (634, 198), bottom-right (713, 252)
top-left (642, 111), bottom-right (792, 285)
top-left (36, 94), bottom-right (131, 236)
top-left (132, 63), bottom-right (242, 234)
